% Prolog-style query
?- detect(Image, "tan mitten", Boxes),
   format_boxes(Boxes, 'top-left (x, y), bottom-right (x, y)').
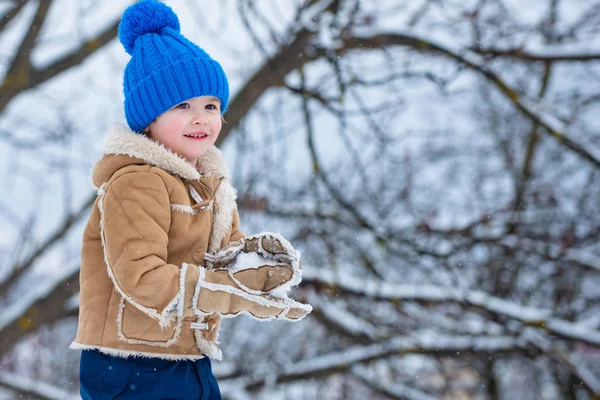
top-left (193, 266), bottom-right (312, 321)
top-left (203, 232), bottom-right (303, 296)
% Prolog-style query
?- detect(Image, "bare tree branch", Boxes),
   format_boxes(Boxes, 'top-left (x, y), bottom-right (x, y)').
top-left (5, 0), bottom-right (54, 75)
top-left (222, 26), bottom-right (600, 173)
top-left (0, 17), bottom-right (121, 113)
top-left (216, 28), bottom-right (315, 144)
top-left (338, 33), bottom-right (600, 168)
top-left (0, 193), bottom-right (95, 295)
top-left (0, 269), bottom-right (79, 359)
top-left (473, 48), bottom-right (600, 62)
top-left (0, 0), bottom-right (28, 34)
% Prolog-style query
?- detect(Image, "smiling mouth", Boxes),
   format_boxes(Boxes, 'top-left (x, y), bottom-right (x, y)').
top-left (184, 133), bottom-right (209, 139)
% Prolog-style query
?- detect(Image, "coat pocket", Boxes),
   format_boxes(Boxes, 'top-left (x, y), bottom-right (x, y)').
top-left (117, 297), bottom-right (179, 346)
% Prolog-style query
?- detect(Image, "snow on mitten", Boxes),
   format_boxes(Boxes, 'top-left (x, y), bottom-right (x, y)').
top-left (203, 232), bottom-right (302, 296)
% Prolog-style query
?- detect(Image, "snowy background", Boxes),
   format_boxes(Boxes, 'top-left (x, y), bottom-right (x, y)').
top-left (1, 0), bottom-right (600, 399)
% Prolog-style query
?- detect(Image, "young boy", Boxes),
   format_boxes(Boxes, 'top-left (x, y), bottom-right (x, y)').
top-left (70, 1), bottom-right (311, 399)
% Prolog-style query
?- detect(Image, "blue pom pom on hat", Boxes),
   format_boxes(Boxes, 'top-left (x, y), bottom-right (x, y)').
top-left (118, 0), bottom-right (229, 133)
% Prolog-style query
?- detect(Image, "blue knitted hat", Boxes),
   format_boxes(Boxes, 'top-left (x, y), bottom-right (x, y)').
top-left (118, 0), bottom-right (229, 133)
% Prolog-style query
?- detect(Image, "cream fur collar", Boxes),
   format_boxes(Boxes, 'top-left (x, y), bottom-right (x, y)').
top-left (103, 124), bottom-right (230, 181)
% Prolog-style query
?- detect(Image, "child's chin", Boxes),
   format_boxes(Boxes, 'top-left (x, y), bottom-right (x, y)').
top-left (193, 148), bottom-right (211, 158)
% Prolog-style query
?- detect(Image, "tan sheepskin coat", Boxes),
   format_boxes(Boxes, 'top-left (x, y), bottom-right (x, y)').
top-left (71, 124), bottom-right (245, 360)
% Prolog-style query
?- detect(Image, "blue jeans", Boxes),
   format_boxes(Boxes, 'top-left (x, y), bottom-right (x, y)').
top-left (79, 350), bottom-right (222, 399)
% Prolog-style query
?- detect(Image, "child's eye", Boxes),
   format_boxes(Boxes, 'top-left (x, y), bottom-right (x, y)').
top-left (174, 102), bottom-right (190, 109)
top-left (206, 104), bottom-right (219, 111)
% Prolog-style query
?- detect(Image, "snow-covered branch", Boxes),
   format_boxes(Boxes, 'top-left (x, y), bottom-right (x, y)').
top-left (306, 291), bottom-right (381, 341)
top-left (302, 267), bottom-right (600, 347)
top-left (562, 247), bottom-right (600, 273)
top-left (219, 333), bottom-right (523, 391)
top-left (523, 329), bottom-right (600, 395)
top-left (351, 364), bottom-right (439, 400)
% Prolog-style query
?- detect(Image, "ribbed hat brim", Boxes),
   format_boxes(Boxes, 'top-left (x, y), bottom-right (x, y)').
top-left (125, 57), bottom-right (229, 133)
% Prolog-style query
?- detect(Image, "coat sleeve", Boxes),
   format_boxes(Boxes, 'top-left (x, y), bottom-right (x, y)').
top-left (101, 172), bottom-right (198, 324)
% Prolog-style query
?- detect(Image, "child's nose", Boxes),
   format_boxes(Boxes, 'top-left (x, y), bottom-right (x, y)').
top-left (192, 115), bottom-right (208, 125)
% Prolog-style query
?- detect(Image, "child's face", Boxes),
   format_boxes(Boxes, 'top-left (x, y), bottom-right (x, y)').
top-left (144, 96), bottom-right (223, 164)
